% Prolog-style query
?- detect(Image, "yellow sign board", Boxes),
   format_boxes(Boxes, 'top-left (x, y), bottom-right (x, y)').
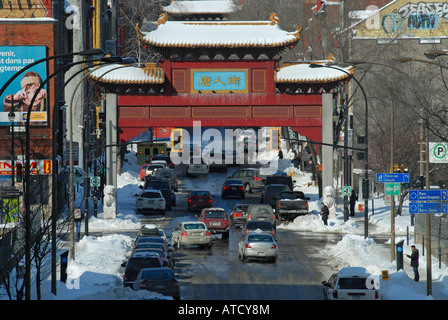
top-left (382, 270), bottom-right (389, 281)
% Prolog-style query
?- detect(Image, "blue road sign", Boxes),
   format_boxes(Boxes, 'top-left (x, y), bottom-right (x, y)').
top-left (376, 173), bottom-right (410, 183)
top-left (409, 202), bottom-right (448, 214)
top-left (409, 190), bottom-right (448, 202)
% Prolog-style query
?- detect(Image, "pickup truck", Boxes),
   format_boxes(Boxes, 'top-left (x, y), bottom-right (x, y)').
top-left (274, 191), bottom-right (310, 221)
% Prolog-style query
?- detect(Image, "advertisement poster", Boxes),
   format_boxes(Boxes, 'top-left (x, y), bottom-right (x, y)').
top-left (0, 46), bottom-right (48, 126)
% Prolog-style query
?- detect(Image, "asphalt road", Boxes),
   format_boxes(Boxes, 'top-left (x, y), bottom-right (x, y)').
top-left (138, 169), bottom-right (344, 300)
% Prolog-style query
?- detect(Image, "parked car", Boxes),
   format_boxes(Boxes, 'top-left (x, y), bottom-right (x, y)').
top-left (131, 243), bottom-right (174, 269)
top-left (226, 168), bottom-right (266, 193)
top-left (241, 220), bottom-right (276, 238)
top-left (261, 184), bottom-right (290, 207)
top-left (145, 163), bottom-right (165, 176)
top-left (142, 177), bottom-right (174, 210)
top-left (186, 156), bottom-right (209, 176)
top-left (265, 174), bottom-right (295, 191)
top-left (187, 190), bottom-right (213, 212)
top-left (122, 251), bottom-right (163, 287)
top-left (153, 169), bottom-right (178, 192)
top-left (198, 208), bottom-right (230, 238)
top-left (275, 191), bottom-right (310, 221)
top-left (139, 164), bottom-right (150, 180)
top-left (171, 222), bottom-right (212, 249)
top-left (134, 189), bottom-right (166, 215)
top-left (238, 231), bottom-right (278, 263)
top-left (132, 236), bottom-right (170, 253)
top-left (132, 267), bottom-right (180, 300)
top-left (321, 267), bottom-right (380, 300)
top-left (229, 203), bottom-right (250, 228)
top-left (133, 248), bottom-right (174, 269)
top-left (221, 179), bottom-right (245, 199)
top-left (245, 204), bottom-right (276, 227)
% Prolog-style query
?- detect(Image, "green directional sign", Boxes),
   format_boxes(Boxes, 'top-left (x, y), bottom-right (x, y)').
top-left (385, 183), bottom-right (400, 196)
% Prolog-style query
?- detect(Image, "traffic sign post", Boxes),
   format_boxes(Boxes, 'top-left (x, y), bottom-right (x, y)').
top-left (342, 186), bottom-right (352, 197)
top-left (376, 173), bottom-right (409, 183)
top-left (409, 190), bottom-right (448, 202)
top-left (429, 142), bottom-right (448, 163)
top-left (90, 176), bottom-right (101, 188)
top-left (409, 202), bottom-right (448, 214)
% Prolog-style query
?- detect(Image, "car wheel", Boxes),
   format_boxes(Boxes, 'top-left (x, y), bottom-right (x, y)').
top-left (245, 183), bottom-right (251, 193)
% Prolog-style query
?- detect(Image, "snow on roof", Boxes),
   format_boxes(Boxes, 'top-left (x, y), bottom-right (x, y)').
top-left (162, 0), bottom-right (237, 15)
top-left (136, 13), bottom-right (302, 48)
top-left (276, 61), bottom-right (353, 83)
top-left (88, 63), bottom-right (164, 84)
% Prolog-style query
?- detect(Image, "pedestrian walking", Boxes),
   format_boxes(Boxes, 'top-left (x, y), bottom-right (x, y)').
top-left (406, 245), bottom-right (419, 282)
top-left (349, 189), bottom-right (358, 216)
top-left (319, 202), bottom-right (329, 226)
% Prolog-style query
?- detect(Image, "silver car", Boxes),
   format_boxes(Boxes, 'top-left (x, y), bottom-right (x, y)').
top-left (226, 168), bottom-right (266, 193)
top-left (238, 230), bottom-right (278, 263)
top-left (171, 222), bottom-right (212, 249)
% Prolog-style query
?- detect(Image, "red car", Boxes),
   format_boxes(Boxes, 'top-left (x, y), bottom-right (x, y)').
top-left (188, 191), bottom-right (213, 212)
top-left (198, 208), bottom-right (230, 239)
top-left (139, 164), bottom-right (150, 180)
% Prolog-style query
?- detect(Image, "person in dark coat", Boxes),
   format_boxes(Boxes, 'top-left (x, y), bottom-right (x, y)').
top-left (406, 245), bottom-right (419, 282)
top-left (319, 202), bottom-right (329, 226)
top-left (349, 189), bottom-right (358, 216)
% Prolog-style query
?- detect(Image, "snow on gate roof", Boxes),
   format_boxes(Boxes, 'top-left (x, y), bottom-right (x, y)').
top-left (276, 61), bottom-right (354, 84)
top-left (162, 0), bottom-right (237, 15)
top-left (136, 13), bottom-right (303, 48)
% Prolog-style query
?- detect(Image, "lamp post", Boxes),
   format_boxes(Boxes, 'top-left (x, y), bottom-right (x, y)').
top-left (310, 64), bottom-right (370, 238)
top-left (8, 110), bottom-right (15, 188)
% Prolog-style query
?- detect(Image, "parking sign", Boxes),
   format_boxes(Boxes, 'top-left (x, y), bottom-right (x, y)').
top-left (429, 142), bottom-right (448, 163)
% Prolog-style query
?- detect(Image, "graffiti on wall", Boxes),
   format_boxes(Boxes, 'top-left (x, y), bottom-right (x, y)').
top-left (381, 2), bottom-right (448, 34)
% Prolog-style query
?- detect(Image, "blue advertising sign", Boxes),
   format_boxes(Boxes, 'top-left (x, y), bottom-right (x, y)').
top-left (409, 202), bottom-right (448, 214)
top-left (0, 46), bottom-right (48, 125)
top-left (376, 173), bottom-right (410, 183)
top-left (192, 69), bottom-right (248, 93)
top-left (409, 189), bottom-right (448, 202)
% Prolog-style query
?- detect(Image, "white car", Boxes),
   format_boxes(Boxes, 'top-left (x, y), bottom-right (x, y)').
top-left (145, 163), bottom-right (165, 176)
top-left (238, 230), bottom-right (278, 263)
top-left (321, 267), bottom-right (380, 300)
top-left (135, 189), bottom-right (166, 215)
top-left (186, 156), bottom-right (209, 176)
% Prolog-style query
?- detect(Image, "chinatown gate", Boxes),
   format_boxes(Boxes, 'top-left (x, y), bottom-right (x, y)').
top-left (89, 12), bottom-right (353, 194)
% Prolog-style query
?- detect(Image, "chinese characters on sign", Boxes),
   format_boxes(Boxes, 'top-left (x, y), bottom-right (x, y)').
top-left (192, 69), bottom-right (248, 93)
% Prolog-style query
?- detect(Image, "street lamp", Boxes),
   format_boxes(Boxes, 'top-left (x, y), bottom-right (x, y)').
top-left (8, 110), bottom-right (15, 187)
top-left (310, 63), bottom-right (370, 238)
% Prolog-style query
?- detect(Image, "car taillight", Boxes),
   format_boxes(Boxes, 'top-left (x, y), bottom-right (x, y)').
top-left (158, 199), bottom-right (164, 202)
top-left (223, 186), bottom-right (229, 190)
top-left (273, 214), bottom-right (276, 220)
top-left (333, 290), bottom-right (338, 299)
top-left (209, 199), bottom-right (213, 203)
top-left (278, 202), bottom-right (281, 208)
top-left (245, 243), bottom-right (252, 248)
top-left (253, 177), bottom-right (261, 180)
top-left (181, 231), bottom-right (188, 237)
top-left (139, 281), bottom-right (146, 289)
top-left (306, 201), bottom-right (308, 208)
top-left (206, 231), bottom-right (211, 236)
top-left (240, 186), bottom-right (244, 191)
top-left (271, 244), bottom-right (277, 249)
top-left (271, 230), bottom-right (275, 237)
top-left (123, 273), bottom-right (128, 281)
top-left (188, 198), bottom-right (192, 202)
top-left (245, 229), bottom-right (249, 234)
top-left (172, 280), bottom-right (180, 288)
top-left (233, 212), bottom-right (242, 217)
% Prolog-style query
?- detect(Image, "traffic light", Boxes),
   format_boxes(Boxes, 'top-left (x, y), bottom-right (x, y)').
top-left (170, 128), bottom-right (183, 152)
top-left (16, 163), bottom-right (22, 183)
top-left (396, 240), bottom-right (404, 271)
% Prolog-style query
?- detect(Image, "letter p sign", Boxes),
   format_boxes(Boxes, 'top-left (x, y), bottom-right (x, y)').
top-left (430, 142), bottom-right (448, 163)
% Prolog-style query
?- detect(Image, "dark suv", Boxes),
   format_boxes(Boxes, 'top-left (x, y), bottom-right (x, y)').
top-left (226, 168), bottom-right (266, 193)
top-left (143, 177), bottom-right (174, 210)
top-left (261, 184), bottom-right (290, 208)
top-left (122, 251), bottom-right (163, 287)
top-left (265, 174), bottom-right (294, 190)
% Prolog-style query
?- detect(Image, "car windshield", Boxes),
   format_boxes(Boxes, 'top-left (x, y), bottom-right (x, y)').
top-left (127, 258), bottom-right (161, 269)
top-left (135, 243), bottom-right (165, 252)
top-left (146, 182), bottom-right (169, 190)
top-left (226, 180), bottom-right (242, 185)
top-left (184, 223), bottom-right (206, 230)
top-left (137, 237), bottom-right (164, 244)
top-left (204, 211), bottom-right (226, 219)
top-left (246, 221), bottom-right (272, 229)
top-left (338, 277), bottom-right (371, 289)
top-left (140, 192), bottom-right (161, 198)
top-left (247, 234), bottom-right (273, 242)
top-left (279, 192), bottom-right (305, 200)
top-left (147, 165), bottom-right (163, 170)
top-left (191, 191), bottom-right (210, 197)
top-left (142, 269), bottom-right (175, 280)
top-left (234, 204), bottom-right (249, 212)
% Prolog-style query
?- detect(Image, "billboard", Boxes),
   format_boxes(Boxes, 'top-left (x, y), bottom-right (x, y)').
top-left (0, 46), bottom-right (48, 126)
